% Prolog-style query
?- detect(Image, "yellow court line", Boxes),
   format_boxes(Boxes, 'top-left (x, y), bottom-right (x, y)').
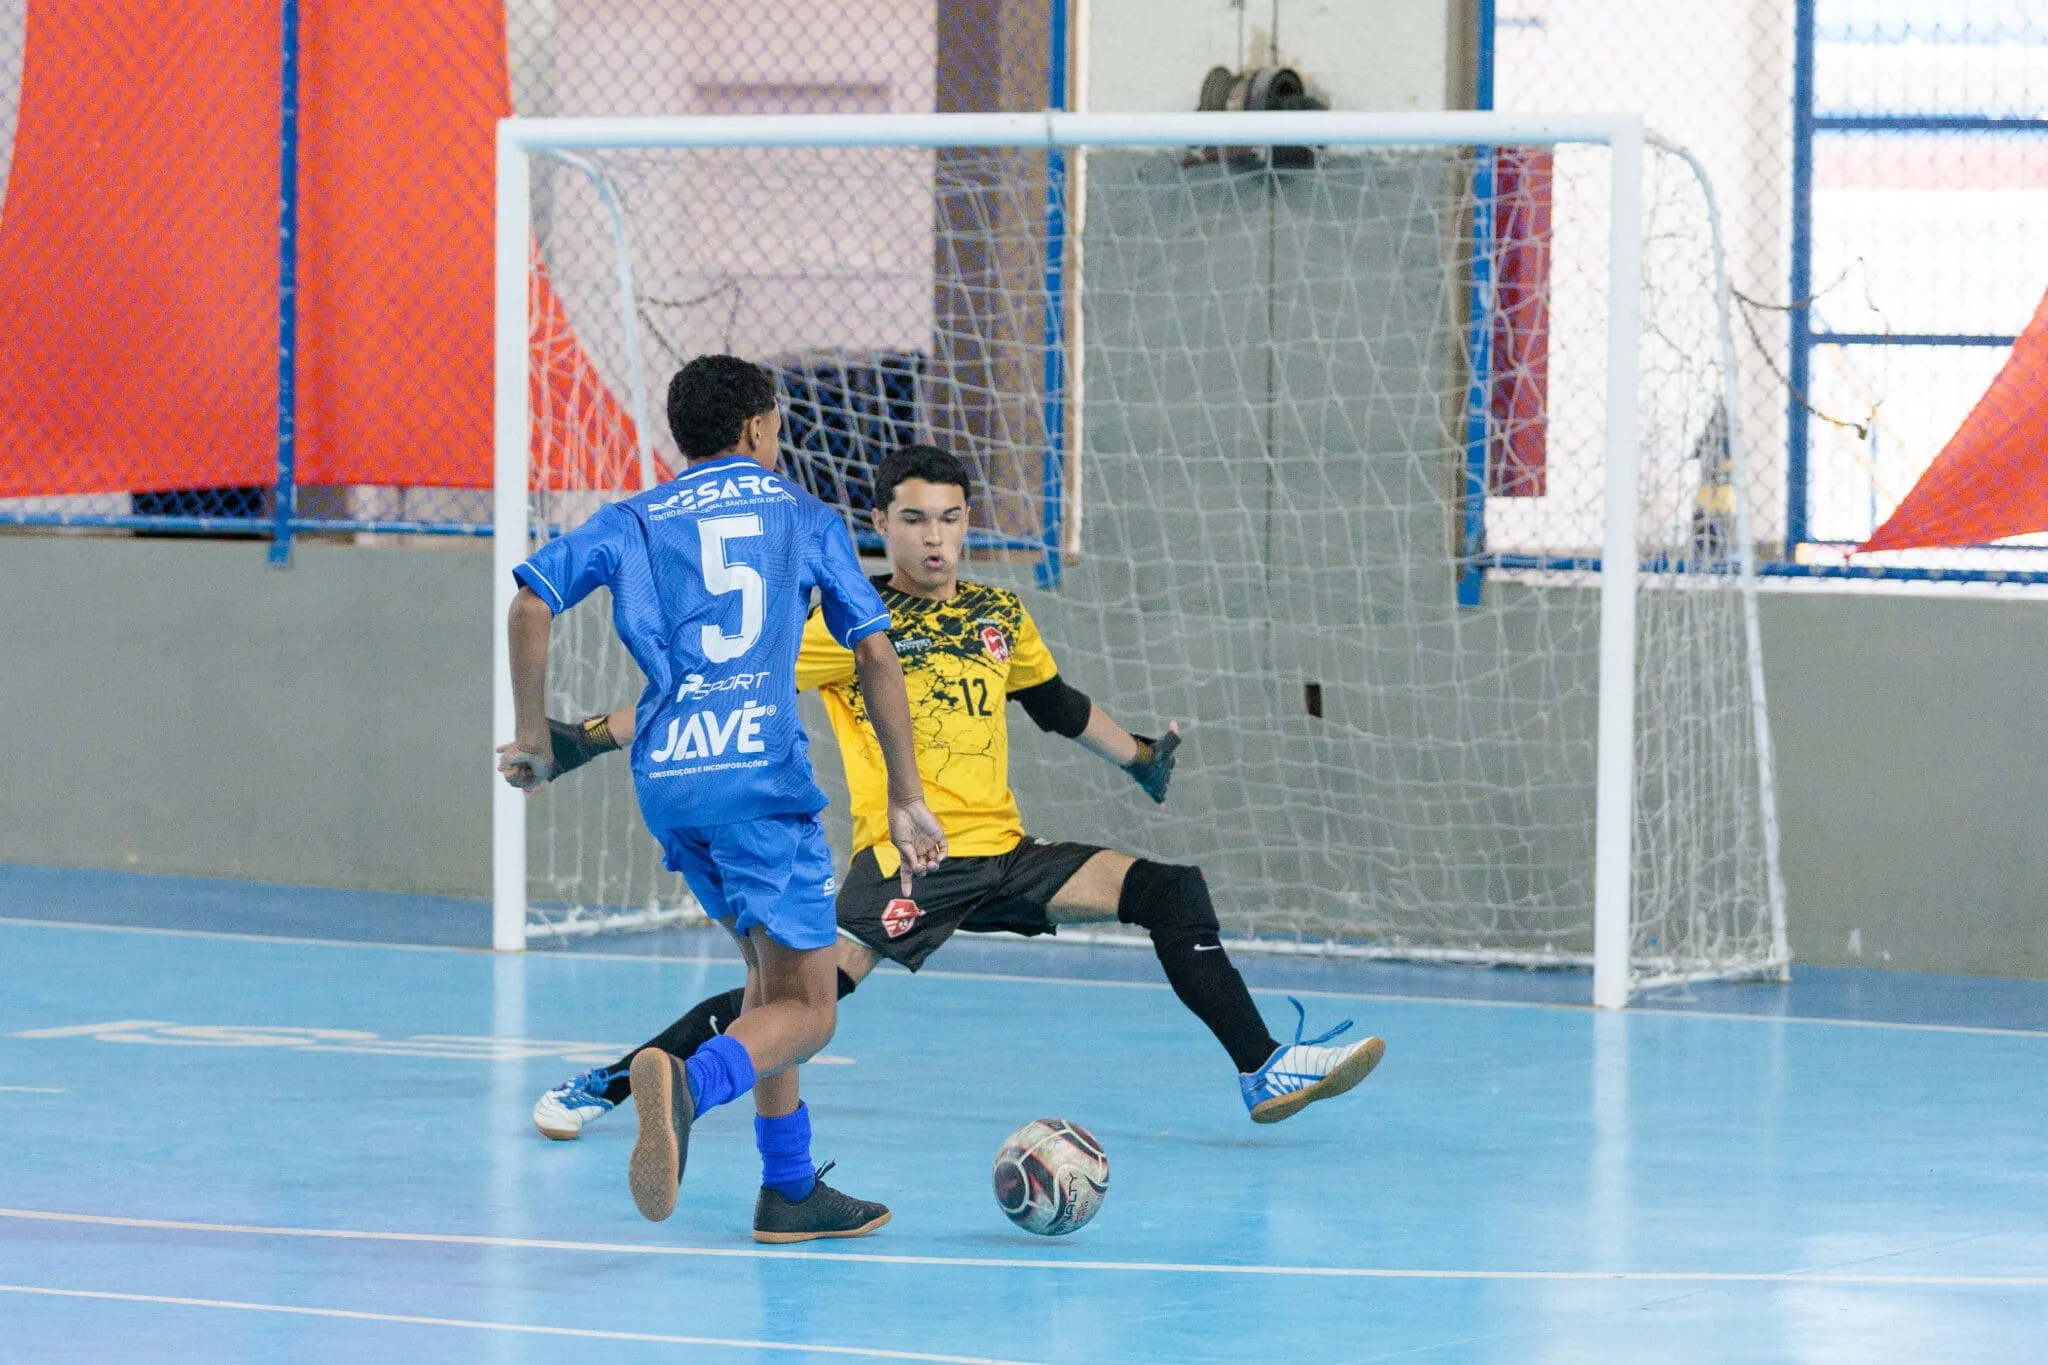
top-left (3, 1208), bottom-right (2045, 1288)
top-left (0, 1284), bottom-right (1039, 1363)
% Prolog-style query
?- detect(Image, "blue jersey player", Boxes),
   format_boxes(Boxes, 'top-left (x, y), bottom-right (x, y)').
top-left (501, 355), bottom-right (946, 1242)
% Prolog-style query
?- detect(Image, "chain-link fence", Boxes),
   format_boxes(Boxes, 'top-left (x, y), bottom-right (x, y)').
top-left (5, 1), bottom-right (2041, 580)
top-left (0, 0), bottom-right (1061, 559)
top-left (1492, 0), bottom-right (2048, 583)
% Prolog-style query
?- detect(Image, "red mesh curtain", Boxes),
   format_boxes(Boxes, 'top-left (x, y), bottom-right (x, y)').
top-left (1860, 288), bottom-right (2048, 553)
top-left (0, 0), bottom-right (1045, 510)
top-left (299, 0), bottom-right (637, 493)
top-left (1488, 147), bottom-right (1552, 499)
top-left (0, 1), bottom-right (277, 498)
top-left (296, 0), bottom-right (505, 490)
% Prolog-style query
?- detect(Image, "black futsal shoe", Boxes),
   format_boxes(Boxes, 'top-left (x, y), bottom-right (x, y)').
top-left (752, 1162), bottom-right (892, 1244)
top-left (627, 1048), bottom-right (692, 1222)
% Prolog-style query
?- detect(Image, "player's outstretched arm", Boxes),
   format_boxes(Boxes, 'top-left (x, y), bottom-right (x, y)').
top-left (852, 633), bottom-right (947, 893)
top-left (1010, 673), bottom-right (1180, 803)
top-left (1083, 711), bottom-right (1181, 804)
top-left (500, 587), bottom-right (562, 791)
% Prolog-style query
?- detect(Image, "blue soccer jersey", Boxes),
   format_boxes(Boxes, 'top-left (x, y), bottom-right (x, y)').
top-left (513, 454), bottom-right (890, 831)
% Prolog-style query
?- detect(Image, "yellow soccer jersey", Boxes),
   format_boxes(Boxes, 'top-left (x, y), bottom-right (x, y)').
top-left (797, 577), bottom-right (1060, 872)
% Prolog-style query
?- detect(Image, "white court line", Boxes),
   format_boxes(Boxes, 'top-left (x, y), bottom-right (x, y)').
top-left (0, 1085), bottom-right (66, 1093)
top-left (912, 967), bottom-right (2048, 1041)
top-left (0, 916), bottom-right (510, 957)
top-left (6, 915), bottom-right (2047, 1041)
top-left (4, 1209), bottom-right (2044, 1289)
top-left (0, 1284), bottom-right (1037, 1364)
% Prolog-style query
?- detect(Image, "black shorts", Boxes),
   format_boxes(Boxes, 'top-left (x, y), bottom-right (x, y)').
top-left (837, 838), bottom-right (1108, 970)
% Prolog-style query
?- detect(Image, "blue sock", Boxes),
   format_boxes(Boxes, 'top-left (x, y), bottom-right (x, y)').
top-left (755, 1102), bottom-right (816, 1202)
top-left (682, 1034), bottom-right (756, 1115)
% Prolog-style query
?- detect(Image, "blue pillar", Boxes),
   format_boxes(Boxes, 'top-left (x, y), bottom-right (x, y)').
top-left (1785, 0), bottom-right (1817, 552)
top-left (1457, 0), bottom-right (1498, 608)
top-left (268, 0), bottom-right (302, 566)
top-left (1036, 0), bottom-right (1070, 589)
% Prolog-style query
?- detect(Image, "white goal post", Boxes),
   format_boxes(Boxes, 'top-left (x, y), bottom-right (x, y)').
top-left (491, 110), bottom-right (1789, 1008)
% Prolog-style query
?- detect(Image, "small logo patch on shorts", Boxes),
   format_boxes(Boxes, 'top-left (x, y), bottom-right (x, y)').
top-left (980, 626), bottom-right (1010, 663)
top-left (882, 898), bottom-right (923, 939)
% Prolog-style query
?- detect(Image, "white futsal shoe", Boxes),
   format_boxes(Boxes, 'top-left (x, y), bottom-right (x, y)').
top-left (1240, 997), bottom-right (1386, 1124)
top-left (532, 1065), bottom-right (626, 1140)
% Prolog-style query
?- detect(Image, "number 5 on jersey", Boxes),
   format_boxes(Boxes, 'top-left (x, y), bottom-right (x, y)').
top-left (699, 515), bottom-right (764, 662)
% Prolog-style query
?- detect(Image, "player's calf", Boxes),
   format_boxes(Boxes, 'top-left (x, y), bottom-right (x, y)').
top-left (528, 969), bottom-right (864, 1141)
top-left (1116, 860), bottom-right (1281, 1075)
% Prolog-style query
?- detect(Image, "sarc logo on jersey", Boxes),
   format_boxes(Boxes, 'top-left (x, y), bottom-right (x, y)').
top-left (645, 472), bottom-right (785, 521)
top-left (980, 626), bottom-right (1010, 663)
top-left (648, 700), bottom-right (776, 763)
top-left (882, 898), bottom-right (923, 939)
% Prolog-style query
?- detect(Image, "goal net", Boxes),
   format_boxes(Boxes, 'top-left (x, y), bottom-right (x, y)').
top-left (493, 112), bottom-right (1788, 1001)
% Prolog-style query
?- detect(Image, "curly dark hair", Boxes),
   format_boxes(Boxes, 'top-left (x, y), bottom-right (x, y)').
top-left (665, 355), bottom-right (778, 460)
top-left (872, 444), bottom-right (974, 512)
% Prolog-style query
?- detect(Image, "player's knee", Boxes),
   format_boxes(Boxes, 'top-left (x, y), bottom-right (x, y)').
top-left (1116, 860), bottom-right (1220, 951)
top-left (793, 994), bottom-right (838, 1059)
top-left (769, 967), bottom-right (854, 1063)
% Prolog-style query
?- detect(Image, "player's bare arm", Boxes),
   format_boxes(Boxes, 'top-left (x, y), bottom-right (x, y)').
top-left (853, 631), bottom-right (947, 893)
top-left (500, 586), bottom-right (560, 789)
top-left (1076, 708), bottom-right (1181, 804)
top-left (1009, 674), bottom-right (1182, 804)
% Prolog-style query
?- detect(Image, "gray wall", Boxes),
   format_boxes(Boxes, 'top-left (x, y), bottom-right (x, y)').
top-left (3, 532), bottom-right (2047, 978)
top-left (1, 536), bottom-right (491, 897)
top-left (1759, 591), bottom-right (2048, 979)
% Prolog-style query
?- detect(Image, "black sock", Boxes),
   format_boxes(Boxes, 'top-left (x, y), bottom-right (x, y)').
top-left (601, 968), bottom-right (860, 1103)
top-left (1119, 862), bottom-right (1278, 1074)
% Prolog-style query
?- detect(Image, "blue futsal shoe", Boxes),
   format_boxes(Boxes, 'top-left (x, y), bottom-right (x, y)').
top-left (531, 1065), bottom-right (625, 1141)
top-left (1240, 998), bottom-right (1386, 1124)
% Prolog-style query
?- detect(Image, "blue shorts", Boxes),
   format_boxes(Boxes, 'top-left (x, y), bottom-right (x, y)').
top-left (657, 812), bottom-right (838, 951)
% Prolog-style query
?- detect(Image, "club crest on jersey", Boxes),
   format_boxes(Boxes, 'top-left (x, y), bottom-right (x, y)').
top-left (980, 626), bottom-right (1010, 663)
top-left (882, 898), bottom-right (923, 939)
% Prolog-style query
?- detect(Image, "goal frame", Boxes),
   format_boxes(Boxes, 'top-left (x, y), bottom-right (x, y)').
top-left (490, 109), bottom-right (1787, 1008)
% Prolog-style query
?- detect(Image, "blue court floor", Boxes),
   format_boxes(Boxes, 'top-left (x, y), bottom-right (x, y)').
top-left (3, 866), bottom-right (2046, 1362)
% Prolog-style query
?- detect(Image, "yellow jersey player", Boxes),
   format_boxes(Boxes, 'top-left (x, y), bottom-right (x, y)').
top-left (529, 445), bottom-right (1384, 1153)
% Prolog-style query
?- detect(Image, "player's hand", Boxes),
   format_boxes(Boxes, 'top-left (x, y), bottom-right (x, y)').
top-left (887, 800), bottom-right (948, 896)
top-left (1123, 722), bottom-right (1181, 804)
top-left (497, 738), bottom-right (560, 796)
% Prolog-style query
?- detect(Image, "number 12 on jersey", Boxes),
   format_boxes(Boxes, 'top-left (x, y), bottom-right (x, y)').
top-left (956, 677), bottom-right (992, 716)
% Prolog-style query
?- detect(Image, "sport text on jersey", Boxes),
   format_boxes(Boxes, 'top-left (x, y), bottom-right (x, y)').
top-left (675, 670), bottom-right (770, 702)
top-left (645, 470), bottom-right (790, 521)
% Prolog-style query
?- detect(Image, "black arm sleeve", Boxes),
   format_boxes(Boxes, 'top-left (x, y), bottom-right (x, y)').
top-left (1009, 674), bottom-right (1093, 738)
top-left (547, 714), bottom-right (621, 776)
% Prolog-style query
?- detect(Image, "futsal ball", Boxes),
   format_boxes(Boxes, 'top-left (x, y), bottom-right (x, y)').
top-left (992, 1118), bottom-right (1109, 1236)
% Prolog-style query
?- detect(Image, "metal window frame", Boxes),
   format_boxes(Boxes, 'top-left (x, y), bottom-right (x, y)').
top-left (1787, 0), bottom-right (2048, 568)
